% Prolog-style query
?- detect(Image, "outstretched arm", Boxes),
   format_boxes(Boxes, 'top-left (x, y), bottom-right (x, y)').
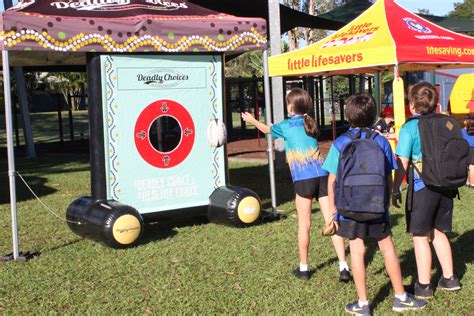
top-left (241, 112), bottom-right (271, 134)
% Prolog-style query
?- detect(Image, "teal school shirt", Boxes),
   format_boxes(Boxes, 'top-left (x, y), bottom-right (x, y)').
top-left (270, 114), bottom-right (328, 182)
top-left (395, 118), bottom-right (425, 192)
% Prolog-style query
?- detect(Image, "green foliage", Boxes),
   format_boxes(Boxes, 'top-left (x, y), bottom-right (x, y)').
top-left (0, 154), bottom-right (473, 314)
top-left (48, 72), bottom-right (87, 110)
top-left (448, 0), bottom-right (474, 36)
top-left (330, 76), bottom-right (350, 98)
top-left (225, 51), bottom-right (264, 78)
top-left (417, 8), bottom-right (431, 15)
top-left (448, 0), bottom-right (474, 19)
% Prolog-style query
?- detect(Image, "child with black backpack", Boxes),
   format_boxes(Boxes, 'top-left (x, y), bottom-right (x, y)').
top-left (323, 92), bottom-right (426, 315)
top-left (241, 88), bottom-right (350, 282)
top-left (393, 82), bottom-right (467, 299)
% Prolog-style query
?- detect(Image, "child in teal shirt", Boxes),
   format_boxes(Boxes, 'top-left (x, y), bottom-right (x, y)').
top-left (242, 88), bottom-right (350, 282)
top-left (393, 82), bottom-right (461, 299)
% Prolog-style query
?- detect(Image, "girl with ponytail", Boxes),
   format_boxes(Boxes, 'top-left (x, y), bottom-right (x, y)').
top-left (242, 88), bottom-right (350, 282)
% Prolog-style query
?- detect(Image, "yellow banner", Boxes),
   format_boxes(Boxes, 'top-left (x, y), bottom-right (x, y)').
top-left (268, 0), bottom-right (397, 77)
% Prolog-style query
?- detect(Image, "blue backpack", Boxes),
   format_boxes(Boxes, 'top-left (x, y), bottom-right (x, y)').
top-left (336, 129), bottom-right (388, 222)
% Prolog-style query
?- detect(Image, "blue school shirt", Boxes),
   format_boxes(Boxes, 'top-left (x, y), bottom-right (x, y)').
top-left (270, 115), bottom-right (328, 182)
top-left (462, 128), bottom-right (474, 147)
top-left (322, 128), bottom-right (398, 221)
top-left (395, 118), bottom-right (425, 192)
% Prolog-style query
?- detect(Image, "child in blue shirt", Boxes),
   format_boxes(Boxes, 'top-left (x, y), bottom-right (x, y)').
top-left (242, 88), bottom-right (350, 282)
top-left (323, 92), bottom-right (425, 314)
top-left (393, 82), bottom-right (462, 299)
top-left (462, 114), bottom-right (474, 187)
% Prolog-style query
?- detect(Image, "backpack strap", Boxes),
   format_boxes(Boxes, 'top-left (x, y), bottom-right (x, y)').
top-left (336, 131), bottom-right (358, 153)
top-left (357, 127), bottom-right (372, 139)
top-left (342, 130), bottom-right (358, 140)
top-left (403, 115), bottom-right (419, 127)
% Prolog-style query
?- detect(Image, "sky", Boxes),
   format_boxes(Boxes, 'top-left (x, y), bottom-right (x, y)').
top-left (0, 0), bottom-right (461, 15)
top-left (394, 0), bottom-right (458, 16)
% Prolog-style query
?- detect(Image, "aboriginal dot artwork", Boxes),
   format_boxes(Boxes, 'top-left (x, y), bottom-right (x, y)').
top-left (1, 2), bottom-right (268, 53)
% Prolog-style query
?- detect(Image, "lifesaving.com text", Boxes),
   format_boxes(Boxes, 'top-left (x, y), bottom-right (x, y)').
top-left (426, 46), bottom-right (474, 57)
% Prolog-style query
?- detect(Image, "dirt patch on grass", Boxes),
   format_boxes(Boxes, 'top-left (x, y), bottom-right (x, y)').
top-left (227, 137), bottom-right (333, 161)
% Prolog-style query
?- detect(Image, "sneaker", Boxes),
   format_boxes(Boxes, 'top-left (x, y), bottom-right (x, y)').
top-left (414, 281), bottom-right (433, 299)
top-left (345, 300), bottom-right (370, 315)
top-left (340, 268), bottom-right (352, 283)
top-left (392, 293), bottom-right (427, 312)
top-left (438, 275), bottom-right (461, 291)
top-left (293, 267), bottom-right (310, 281)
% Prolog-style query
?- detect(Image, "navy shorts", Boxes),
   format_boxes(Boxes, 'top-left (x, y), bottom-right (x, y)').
top-left (337, 218), bottom-right (391, 240)
top-left (293, 176), bottom-right (328, 199)
top-left (406, 187), bottom-right (454, 235)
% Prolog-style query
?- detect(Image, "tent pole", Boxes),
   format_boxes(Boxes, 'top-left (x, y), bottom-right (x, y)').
top-left (263, 50), bottom-right (277, 215)
top-left (2, 50), bottom-right (20, 260)
top-left (374, 72), bottom-right (381, 114)
top-left (268, 0), bottom-right (285, 170)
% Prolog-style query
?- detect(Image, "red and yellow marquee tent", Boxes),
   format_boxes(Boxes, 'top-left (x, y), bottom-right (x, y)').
top-left (268, 0), bottom-right (474, 132)
top-left (269, 0), bottom-right (474, 76)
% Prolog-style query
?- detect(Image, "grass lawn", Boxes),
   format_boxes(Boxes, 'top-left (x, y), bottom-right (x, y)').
top-left (0, 154), bottom-right (473, 314)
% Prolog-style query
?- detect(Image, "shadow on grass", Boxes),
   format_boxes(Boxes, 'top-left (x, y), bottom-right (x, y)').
top-left (350, 213), bottom-right (404, 310)
top-left (369, 228), bottom-right (474, 310)
top-left (0, 174), bottom-right (57, 204)
top-left (451, 230), bottom-right (474, 280)
top-left (229, 164), bottom-right (294, 209)
top-left (228, 150), bottom-right (266, 157)
top-left (364, 213), bottom-right (404, 268)
top-left (41, 238), bottom-right (83, 254)
top-left (138, 216), bottom-right (209, 246)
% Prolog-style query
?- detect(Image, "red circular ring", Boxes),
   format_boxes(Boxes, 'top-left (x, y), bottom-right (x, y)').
top-left (134, 99), bottom-right (195, 168)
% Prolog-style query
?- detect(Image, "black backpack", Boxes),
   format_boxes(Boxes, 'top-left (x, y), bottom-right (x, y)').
top-left (412, 113), bottom-right (469, 191)
top-left (335, 129), bottom-right (388, 222)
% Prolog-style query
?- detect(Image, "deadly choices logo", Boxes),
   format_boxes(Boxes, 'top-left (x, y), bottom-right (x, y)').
top-left (50, 0), bottom-right (188, 11)
top-left (137, 69), bottom-right (189, 88)
top-left (403, 17), bottom-right (432, 34)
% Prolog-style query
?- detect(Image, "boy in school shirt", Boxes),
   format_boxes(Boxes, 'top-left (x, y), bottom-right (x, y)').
top-left (323, 93), bottom-right (426, 315)
top-left (393, 82), bottom-right (461, 299)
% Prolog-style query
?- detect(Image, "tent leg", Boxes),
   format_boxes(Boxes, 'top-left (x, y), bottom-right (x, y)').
top-left (1, 51), bottom-right (38, 262)
top-left (263, 50), bottom-right (278, 217)
top-left (2, 50), bottom-right (19, 260)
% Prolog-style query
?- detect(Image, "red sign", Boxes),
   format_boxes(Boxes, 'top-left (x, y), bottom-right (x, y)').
top-left (134, 99), bottom-right (195, 168)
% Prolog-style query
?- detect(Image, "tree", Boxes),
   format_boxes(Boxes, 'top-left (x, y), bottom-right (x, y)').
top-left (225, 51), bottom-right (264, 78)
top-left (448, 0), bottom-right (474, 36)
top-left (417, 8), bottom-right (431, 15)
top-left (284, 0), bottom-right (300, 51)
top-left (283, 0), bottom-right (365, 50)
top-left (47, 72), bottom-right (87, 110)
top-left (448, 0), bottom-right (474, 19)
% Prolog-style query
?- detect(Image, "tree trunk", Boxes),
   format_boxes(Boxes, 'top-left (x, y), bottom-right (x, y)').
top-left (304, 0), bottom-right (315, 45)
top-left (285, 0), bottom-right (300, 51)
top-left (14, 67), bottom-right (37, 160)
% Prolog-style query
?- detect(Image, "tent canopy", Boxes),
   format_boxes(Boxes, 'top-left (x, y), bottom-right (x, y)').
top-left (318, 0), bottom-right (474, 34)
top-left (0, 0), bottom-right (268, 66)
top-left (191, 0), bottom-right (344, 33)
top-left (268, 0), bottom-right (474, 77)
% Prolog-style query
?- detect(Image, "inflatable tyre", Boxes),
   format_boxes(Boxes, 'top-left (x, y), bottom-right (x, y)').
top-left (67, 197), bottom-right (144, 249)
top-left (208, 186), bottom-right (261, 227)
